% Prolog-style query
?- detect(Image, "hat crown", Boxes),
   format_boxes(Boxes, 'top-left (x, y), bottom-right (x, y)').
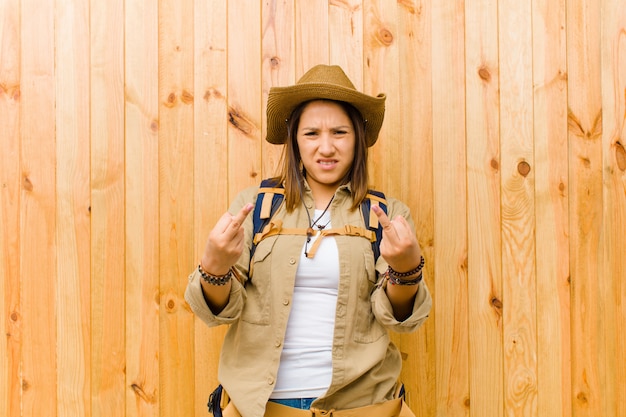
top-left (296, 65), bottom-right (356, 91)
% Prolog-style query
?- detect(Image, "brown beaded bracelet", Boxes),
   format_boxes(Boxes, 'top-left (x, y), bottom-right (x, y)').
top-left (198, 264), bottom-right (233, 286)
top-left (388, 256), bottom-right (424, 278)
top-left (386, 269), bottom-right (423, 286)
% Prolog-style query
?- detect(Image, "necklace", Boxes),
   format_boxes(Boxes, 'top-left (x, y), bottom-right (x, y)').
top-left (304, 195), bottom-right (334, 257)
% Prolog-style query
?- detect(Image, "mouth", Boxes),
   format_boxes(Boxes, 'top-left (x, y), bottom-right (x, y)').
top-left (318, 159), bottom-right (338, 169)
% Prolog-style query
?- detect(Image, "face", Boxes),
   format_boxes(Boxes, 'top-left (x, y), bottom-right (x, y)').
top-left (296, 100), bottom-right (356, 197)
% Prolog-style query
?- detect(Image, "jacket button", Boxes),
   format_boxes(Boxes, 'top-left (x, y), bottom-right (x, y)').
top-left (274, 340), bottom-right (282, 348)
top-left (267, 376), bottom-right (275, 385)
top-left (282, 298), bottom-right (290, 306)
top-left (289, 258), bottom-right (296, 265)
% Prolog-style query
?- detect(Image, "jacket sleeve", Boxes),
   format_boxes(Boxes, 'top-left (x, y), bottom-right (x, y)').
top-left (183, 185), bottom-right (258, 327)
top-left (370, 196), bottom-right (432, 333)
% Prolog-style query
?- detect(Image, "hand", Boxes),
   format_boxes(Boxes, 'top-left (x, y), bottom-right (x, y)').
top-left (372, 205), bottom-right (422, 273)
top-left (200, 203), bottom-right (254, 275)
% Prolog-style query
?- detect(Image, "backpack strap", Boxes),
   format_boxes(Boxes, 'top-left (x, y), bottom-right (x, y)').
top-left (251, 179), bottom-right (388, 261)
top-left (251, 179), bottom-right (285, 260)
top-left (362, 189), bottom-right (388, 262)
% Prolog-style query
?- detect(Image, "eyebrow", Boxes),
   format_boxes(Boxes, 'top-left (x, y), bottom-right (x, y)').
top-left (301, 125), bottom-right (352, 131)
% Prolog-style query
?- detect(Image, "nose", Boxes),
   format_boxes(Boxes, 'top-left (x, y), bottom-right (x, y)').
top-left (318, 133), bottom-right (334, 155)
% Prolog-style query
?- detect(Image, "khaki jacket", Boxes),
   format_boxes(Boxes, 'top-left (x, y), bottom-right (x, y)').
top-left (185, 183), bottom-right (432, 417)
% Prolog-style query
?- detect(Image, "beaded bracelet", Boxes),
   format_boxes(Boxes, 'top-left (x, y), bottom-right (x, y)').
top-left (389, 256), bottom-right (424, 278)
top-left (386, 269), bottom-right (423, 286)
top-left (198, 264), bottom-right (233, 286)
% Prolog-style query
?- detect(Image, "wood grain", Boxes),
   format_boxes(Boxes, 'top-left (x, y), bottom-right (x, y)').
top-left (600, 0), bottom-right (626, 415)
top-left (261, 0), bottom-right (294, 177)
top-left (192, 0), bottom-right (229, 414)
top-left (0, 1), bottom-right (21, 416)
top-left (125, 0), bottom-right (160, 415)
top-left (567, 0), bottom-right (604, 415)
top-left (395, 1), bottom-right (436, 415)
top-left (90, 0), bottom-right (126, 415)
top-left (56, 0), bottom-right (92, 415)
top-left (432, 0), bottom-right (470, 415)
top-left (533, 0), bottom-right (571, 416)
top-left (20, 1), bottom-right (57, 415)
top-left (465, 0), bottom-right (504, 414)
top-left (499, 0), bottom-right (538, 415)
top-left (228, 0), bottom-right (262, 196)
top-left (158, 0), bottom-right (195, 415)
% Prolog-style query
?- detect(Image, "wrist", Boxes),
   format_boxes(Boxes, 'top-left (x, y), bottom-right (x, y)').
top-left (198, 264), bottom-right (233, 286)
top-left (386, 256), bottom-right (425, 285)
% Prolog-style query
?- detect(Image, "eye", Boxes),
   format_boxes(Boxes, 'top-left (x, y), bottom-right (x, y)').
top-left (303, 131), bottom-right (318, 137)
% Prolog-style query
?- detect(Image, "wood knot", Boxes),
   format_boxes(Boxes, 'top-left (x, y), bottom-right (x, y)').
top-left (165, 297), bottom-right (176, 312)
top-left (478, 66), bottom-right (491, 82)
top-left (10, 312), bottom-right (18, 321)
top-left (22, 175), bottom-right (33, 192)
top-left (228, 105), bottom-right (256, 137)
top-left (490, 297), bottom-right (503, 316)
top-left (204, 88), bottom-right (224, 101)
top-left (270, 56), bottom-right (280, 68)
top-left (377, 28), bottom-right (394, 46)
top-left (490, 158), bottom-right (499, 171)
top-left (615, 141), bottom-right (626, 171)
top-left (165, 92), bottom-right (176, 107)
top-left (181, 90), bottom-right (194, 104)
top-left (131, 383), bottom-right (157, 403)
top-left (576, 391), bottom-right (588, 404)
top-left (150, 119), bottom-right (159, 132)
top-left (517, 161), bottom-right (531, 177)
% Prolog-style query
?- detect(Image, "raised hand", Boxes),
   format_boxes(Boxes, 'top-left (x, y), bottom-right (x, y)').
top-left (372, 205), bottom-right (422, 273)
top-left (200, 203), bottom-right (254, 275)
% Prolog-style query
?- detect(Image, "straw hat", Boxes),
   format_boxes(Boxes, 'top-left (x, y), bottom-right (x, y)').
top-left (265, 65), bottom-right (386, 147)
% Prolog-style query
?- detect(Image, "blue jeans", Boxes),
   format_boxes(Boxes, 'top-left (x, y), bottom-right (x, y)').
top-left (269, 398), bottom-right (316, 410)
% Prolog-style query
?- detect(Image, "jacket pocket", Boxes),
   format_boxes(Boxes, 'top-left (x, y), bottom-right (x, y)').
top-left (353, 250), bottom-right (385, 343)
top-left (241, 236), bottom-right (276, 325)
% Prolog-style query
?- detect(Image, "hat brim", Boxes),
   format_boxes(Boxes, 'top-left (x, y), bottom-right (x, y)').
top-left (266, 84), bottom-right (386, 147)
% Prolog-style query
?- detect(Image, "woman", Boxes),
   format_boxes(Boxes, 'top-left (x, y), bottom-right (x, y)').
top-left (185, 65), bottom-right (432, 417)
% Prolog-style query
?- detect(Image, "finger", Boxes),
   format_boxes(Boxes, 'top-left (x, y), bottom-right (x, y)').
top-left (229, 203), bottom-right (254, 230)
top-left (372, 205), bottom-right (393, 229)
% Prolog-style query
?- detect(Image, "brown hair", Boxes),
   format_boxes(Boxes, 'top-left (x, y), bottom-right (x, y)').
top-left (271, 99), bottom-right (369, 211)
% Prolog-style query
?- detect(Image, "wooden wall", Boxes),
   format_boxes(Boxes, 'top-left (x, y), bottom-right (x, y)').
top-left (1, 0), bottom-right (625, 416)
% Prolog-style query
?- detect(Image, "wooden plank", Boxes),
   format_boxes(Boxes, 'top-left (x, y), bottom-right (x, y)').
top-left (363, 0), bottom-right (400, 195)
top-left (465, 0), bottom-right (504, 415)
top-left (566, 0), bottom-right (604, 415)
top-left (498, 0), bottom-right (538, 415)
top-left (192, 0), bottom-right (228, 414)
top-left (431, 1), bottom-right (469, 415)
top-left (20, 0), bottom-right (57, 415)
top-left (532, 0), bottom-right (571, 416)
top-left (158, 0), bottom-right (196, 415)
top-left (55, 0), bottom-right (92, 415)
top-left (90, 0), bottom-right (126, 415)
top-left (295, 0), bottom-right (329, 73)
top-left (600, 0), bottom-right (626, 415)
top-left (395, 1), bottom-right (435, 415)
top-left (125, 0), bottom-right (159, 415)
top-left (0, 1), bottom-right (22, 416)
top-left (261, 0), bottom-right (295, 177)
top-left (329, 0), bottom-right (363, 88)
top-left (228, 0), bottom-right (262, 195)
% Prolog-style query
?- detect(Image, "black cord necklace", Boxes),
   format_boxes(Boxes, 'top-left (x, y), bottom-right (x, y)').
top-left (304, 195), bottom-right (334, 256)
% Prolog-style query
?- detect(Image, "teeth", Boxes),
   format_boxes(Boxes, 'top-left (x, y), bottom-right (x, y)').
top-left (320, 161), bottom-right (334, 165)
